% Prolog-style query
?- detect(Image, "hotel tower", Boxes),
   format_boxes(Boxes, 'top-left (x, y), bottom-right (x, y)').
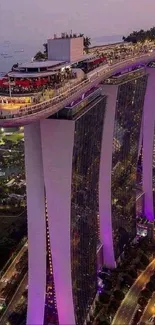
top-left (0, 34), bottom-right (154, 325)
top-left (25, 88), bottom-right (107, 325)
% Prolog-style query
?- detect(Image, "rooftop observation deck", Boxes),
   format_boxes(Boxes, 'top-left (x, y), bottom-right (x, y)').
top-left (0, 52), bottom-right (155, 127)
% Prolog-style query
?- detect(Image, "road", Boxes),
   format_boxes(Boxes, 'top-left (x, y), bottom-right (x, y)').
top-left (0, 242), bottom-right (27, 294)
top-left (139, 292), bottom-right (155, 324)
top-left (111, 259), bottom-right (155, 325)
top-left (0, 273), bottom-right (28, 325)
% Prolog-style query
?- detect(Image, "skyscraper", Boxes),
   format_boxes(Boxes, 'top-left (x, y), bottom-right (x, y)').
top-left (0, 35), bottom-right (154, 324)
top-left (143, 63), bottom-right (155, 221)
top-left (99, 67), bottom-right (148, 267)
top-left (25, 87), bottom-right (106, 325)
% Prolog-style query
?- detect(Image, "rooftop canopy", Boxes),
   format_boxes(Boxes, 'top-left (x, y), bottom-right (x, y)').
top-left (17, 60), bottom-right (65, 69)
top-left (8, 71), bottom-right (58, 79)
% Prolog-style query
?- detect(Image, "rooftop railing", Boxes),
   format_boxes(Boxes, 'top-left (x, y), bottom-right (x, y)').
top-left (0, 78), bottom-right (90, 119)
top-left (0, 51), bottom-right (155, 122)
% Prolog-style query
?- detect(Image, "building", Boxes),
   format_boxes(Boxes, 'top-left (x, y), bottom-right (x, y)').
top-left (0, 37), bottom-right (155, 324)
top-left (143, 62), bottom-right (155, 221)
top-left (99, 66), bottom-right (148, 267)
top-left (48, 34), bottom-right (84, 62)
top-left (25, 87), bottom-right (106, 325)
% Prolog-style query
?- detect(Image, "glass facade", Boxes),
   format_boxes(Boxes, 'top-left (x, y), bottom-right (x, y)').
top-left (137, 145), bottom-right (143, 188)
top-left (111, 74), bottom-right (148, 258)
top-left (44, 200), bottom-right (58, 325)
top-left (71, 95), bottom-right (106, 324)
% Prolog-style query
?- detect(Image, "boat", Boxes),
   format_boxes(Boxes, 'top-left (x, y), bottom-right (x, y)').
top-left (3, 55), bottom-right (13, 59)
top-left (14, 49), bottom-right (24, 53)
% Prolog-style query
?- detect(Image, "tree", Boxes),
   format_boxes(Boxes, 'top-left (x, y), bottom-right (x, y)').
top-left (43, 43), bottom-right (48, 57)
top-left (99, 292), bottom-right (111, 304)
top-left (84, 36), bottom-right (91, 52)
top-left (108, 299), bottom-right (120, 313)
top-left (138, 296), bottom-right (147, 307)
top-left (150, 274), bottom-right (155, 282)
top-left (123, 274), bottom-right (134, 286)
top-left (146, 281), bottom-right (155, 292)
top-left (113, 290), bottom-right (125, 301)
top-left (94, 301), bottom-right (102, 317)
top-left (34, 51), bottom-right (45, 61)
top-left (98, 272), bottom-right (107, 281)
top-left (128, 268), bottom-right (137, 279)
top-left (79, 33), bottom-right (91, 53)
top-left (140, 254), bottom-right (149, 266)
top-left (140, 288), bottom-right (152, 299)
top-left (136, 261), bottom-right (145, 270)
top-left (98, 320), bottom-right (110, 325)
top-left (122, 26), bottom-right (155, 43)
top-left (104, 279), bottom-right (112, 290)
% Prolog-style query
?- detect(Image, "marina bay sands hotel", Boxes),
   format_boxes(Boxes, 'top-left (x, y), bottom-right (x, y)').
top-left (0, 35), bottom-right (155, 325)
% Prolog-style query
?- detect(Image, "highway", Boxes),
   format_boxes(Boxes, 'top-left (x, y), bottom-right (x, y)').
top-left (111, 259), bottom-right (155, 325)
top-left (0, 242), bottom-right (27, 295)
top-left (0, 273), bottom-right (28, 325)
top-left (139, 292), bottom-right (155, 325)
top-left (1, 51), bottom-right (155, 127)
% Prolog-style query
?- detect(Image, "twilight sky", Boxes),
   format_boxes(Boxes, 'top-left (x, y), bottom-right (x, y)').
top-left (0, 0), bottom-right (155, 44)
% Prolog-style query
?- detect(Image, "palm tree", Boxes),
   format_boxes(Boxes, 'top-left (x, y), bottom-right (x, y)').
top-left (34, 51), bottom-right (45, 61)
top-left (79, 33), bottom-right (91, 53)
top-left (84, 36), bottom-right (91, 52)
top-left (43, 43), bottom-right (48, 57)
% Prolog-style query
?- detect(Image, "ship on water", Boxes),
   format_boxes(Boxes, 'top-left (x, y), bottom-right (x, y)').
top-left (14, 49), bottom-right (24, 53)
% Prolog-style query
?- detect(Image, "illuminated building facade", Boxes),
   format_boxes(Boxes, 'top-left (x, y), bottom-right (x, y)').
top-left (44, 204), bottom-right (58, 325)
top-left (0, 37), bottom-right (155, 324)
top-left (99, 67), bottom-right (148, 266)
top-left (25, 88), bottom-right (106, 325)
top-left (69, 91), bottom-right (106, 324)
top-left (143, 63), bottom-right (155, 221)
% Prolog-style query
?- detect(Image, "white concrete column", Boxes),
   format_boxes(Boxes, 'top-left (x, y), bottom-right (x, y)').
top-left (40, 119), bottom-right (76, 325)
top-left (24, 122), bottom-right (46, 325)
top-left (143, 68), bottom-right (155, 221)
top-left (99, 85), bottom-right (118, 268)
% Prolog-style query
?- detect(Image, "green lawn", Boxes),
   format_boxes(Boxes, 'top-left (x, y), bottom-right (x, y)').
top-left (2, 132), bottom-right (24, 143)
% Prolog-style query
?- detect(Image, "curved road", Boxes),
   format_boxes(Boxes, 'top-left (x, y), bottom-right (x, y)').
top-left (139, 292), bottom-right (155, 324)
top-left (0, 242), bottom-right (27, 295)
top-left (1, 52), bottom-right (155, 127)
top-left (112, 259), bottom-right (155, 325)
top-left (0, 273), bottom-right (28, 325)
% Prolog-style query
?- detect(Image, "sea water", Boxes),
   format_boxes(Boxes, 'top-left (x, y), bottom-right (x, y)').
top-left (0, 40), bottom-right (42, 73)
top-left (0, 35), bottom-right (122, 74)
